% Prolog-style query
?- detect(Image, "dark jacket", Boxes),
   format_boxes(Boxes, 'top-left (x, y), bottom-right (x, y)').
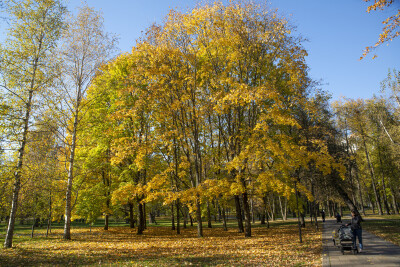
top-left (350, 215), bottom-right (362, 230)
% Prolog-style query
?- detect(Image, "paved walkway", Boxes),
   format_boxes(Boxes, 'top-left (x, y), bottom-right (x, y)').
top-left (322, 217), bottom-right (400, 266)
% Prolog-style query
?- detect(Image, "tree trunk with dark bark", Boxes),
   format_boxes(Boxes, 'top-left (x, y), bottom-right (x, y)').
top-left (234, 195), bottom-right (244, 233)
top-left (137, 202), bottom-right (145, 235)
top-left (242, 192), bottom-right (251, 237)
top-left (129, 203), bottom-right (135, 228)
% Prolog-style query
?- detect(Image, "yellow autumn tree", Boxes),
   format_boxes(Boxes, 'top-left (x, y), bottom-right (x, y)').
top-left (362, 0), bottom-right (400, 58)
top-left (84, 1), bottom-right (346, 239)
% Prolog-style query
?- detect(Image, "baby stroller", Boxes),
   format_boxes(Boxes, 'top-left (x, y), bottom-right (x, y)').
top-left (332, 225), bottom-right (358, 255)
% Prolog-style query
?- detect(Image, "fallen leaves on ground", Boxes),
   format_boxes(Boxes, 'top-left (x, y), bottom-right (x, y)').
top-left (0, 224), bottom-right (321, 266)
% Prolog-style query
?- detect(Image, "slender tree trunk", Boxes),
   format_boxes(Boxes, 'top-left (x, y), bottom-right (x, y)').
top-left (278, 195), bottom-right (287, 221)
top-left (271, 195), bottom-right (275, 221)
top-left (171, 202), bottom-right (175, 230)
top-left (4, 87), bottom-right (35, 248)
top-left (378, 144), bottom-right (391, 215)
top-left (143, 203), bottom-right (146, 229)
top-left (196, 198), bottom-right (203, 237)
top-left (242, 191), bottom-right (251, 237)
top-left (390, 187), bottom-right (399, 214)
top-left (249, 198), bottom-right (254, 223)
top-left (31, 214), bottom-right (36, 238)
top-left (216, 201), bottom-right (222, 222)
top-left (222, 207), bottom-right (227, 231)
top-left (354, 164), bottom-right (366, 216)
top-left (283, 198), bottom-right (287, 220)
top-left (295, 182), bottom-right (302, 243)
top-left (263, 196), bottom-right (270, 228)
top-left (207, 201), bottom-right (212, 228)
top-left (103, 168), bottom-right (111, 230)
top-left (104, 215), bottom-right (109, 231)
top-left (314, 202), bottom-right (319, 230)
top-left (63, 108), bottom-right (80, 240)
top-left (183, 207), bottom-right (187, 229)
top-left (331, 170), bottom-right (358, 213)
top-left (361, 133), bottom-right (383, 215)
top-left (46, 191), bottom-right (52, 237)
top-left (176, 198), bottom-right (180, 234)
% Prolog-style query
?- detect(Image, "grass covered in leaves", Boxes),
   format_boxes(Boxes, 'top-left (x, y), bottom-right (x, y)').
top-left (363, 214), bottom-right (400, 246)
top-left (0, 221), bottom-right (322, 266)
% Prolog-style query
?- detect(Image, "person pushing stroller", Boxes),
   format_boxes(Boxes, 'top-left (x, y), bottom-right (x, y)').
top-left (346, 210), bottom-right (363, 252)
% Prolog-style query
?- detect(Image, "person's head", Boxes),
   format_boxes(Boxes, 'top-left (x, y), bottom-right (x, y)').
top-left (351, 210), bottom-right (357, 217)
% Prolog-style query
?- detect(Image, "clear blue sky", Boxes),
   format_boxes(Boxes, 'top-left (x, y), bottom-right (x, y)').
top-left (47, 1), bottom-right (400, 101)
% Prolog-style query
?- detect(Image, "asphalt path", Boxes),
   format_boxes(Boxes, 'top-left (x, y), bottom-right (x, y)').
top-left (322, 217), bottom-right (400, 267)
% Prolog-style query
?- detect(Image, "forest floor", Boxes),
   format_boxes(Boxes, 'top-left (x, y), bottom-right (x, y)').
top-left (0, 220), bottom-right (321, 266)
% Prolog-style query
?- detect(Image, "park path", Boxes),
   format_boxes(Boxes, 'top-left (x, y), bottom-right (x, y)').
top-left (322, 217), bottom-right (400, 266)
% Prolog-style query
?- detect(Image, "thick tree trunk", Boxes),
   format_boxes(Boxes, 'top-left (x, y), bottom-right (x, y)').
top-left (104, 214), bottom-right (109, 231)
top-left (137, 202), bottom-right (145, 235)
top-left (261, 212), bottom-right (266, 225)
top-left (300, 212), bottom-right (306, 228)
top-left (129, 203), bottom-right (135, 228)
top-left (234, 195), bottom-right (244, 233)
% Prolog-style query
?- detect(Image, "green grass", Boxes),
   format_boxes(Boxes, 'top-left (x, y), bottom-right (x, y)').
top-left (362, 214), bottom-right (400, 246)
top-left (0, 216), bottom-right (300, 235)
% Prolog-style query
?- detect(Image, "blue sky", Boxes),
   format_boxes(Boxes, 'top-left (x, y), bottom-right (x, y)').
top-left (29, 1), bottom-right (400, 101)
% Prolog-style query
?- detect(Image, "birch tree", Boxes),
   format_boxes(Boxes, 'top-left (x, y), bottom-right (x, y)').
top-left (54, 4), bottom-right (116, 240)
top-left (0, 0), bottom-right (65, 248)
